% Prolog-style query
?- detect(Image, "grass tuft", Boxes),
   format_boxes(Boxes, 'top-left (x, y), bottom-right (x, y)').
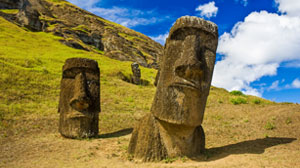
top-left (264, 122), bottom-right (276, 130)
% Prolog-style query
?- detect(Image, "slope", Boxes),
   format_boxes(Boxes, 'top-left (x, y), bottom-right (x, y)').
top-left (0, 0), bottom-right (163, 68)
top-left (0, 16), bottom-right (300, 168)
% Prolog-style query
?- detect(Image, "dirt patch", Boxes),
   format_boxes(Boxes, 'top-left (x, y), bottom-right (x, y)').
top-left (1, 104), bottom-right (300, 167)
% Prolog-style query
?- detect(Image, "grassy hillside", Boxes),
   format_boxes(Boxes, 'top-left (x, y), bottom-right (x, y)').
top-left (0, 16), bottom-right (157, 131)
top-left (0, 0), bottom-right (163, 68)
top-left (0, 17), bottom-right (300, 167)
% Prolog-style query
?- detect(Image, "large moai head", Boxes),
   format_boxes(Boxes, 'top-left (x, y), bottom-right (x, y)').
top-left (59, 58), bottom-right (100, 138)
top-left (151, 16), bottom-right (218, 126)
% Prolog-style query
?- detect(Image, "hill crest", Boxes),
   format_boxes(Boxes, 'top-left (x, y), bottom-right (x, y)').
top-left (0, 0), bottom-right (163, 68)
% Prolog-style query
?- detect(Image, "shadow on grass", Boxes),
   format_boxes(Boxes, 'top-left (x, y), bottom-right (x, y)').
top-left (193, 137), bottom-right (297, 161)
top-left (97, 128), bottom-right (133, 139)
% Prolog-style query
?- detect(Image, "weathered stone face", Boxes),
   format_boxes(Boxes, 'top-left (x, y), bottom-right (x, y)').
top-left (152, 16), bottom-right (218, 126)
top-left (59, 58), bottom-right (100, 138)
top-left (131, 62), bottom-right (141, 85)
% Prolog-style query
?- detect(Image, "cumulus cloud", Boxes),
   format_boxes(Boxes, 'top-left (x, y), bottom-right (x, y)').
top-left (292, 78), bottom-right (300, 88)
top-left (275, 0), bottom-right (300, 16)
top-left (212, 10), bottom-right (300, 96)
top-left (150, 32), bottom-right (169, 45)
top-left (66, 0), bottom-right (166, 28)
top-left (195, 1), bottom-right (218, 18)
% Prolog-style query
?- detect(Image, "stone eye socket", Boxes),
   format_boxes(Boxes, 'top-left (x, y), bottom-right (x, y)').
top-left (175, 65), bottom-right (187, 78)
top-left (87, 80), bottom-right (99, 87)
top-left (63, 68), bottom-right (98, 79)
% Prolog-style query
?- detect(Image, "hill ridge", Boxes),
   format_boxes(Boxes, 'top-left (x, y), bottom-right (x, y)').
top-left (0, 0), bottom-right (163, 68)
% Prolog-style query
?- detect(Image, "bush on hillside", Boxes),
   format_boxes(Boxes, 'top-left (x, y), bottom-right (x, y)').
top-left (230, 90), bottom-right (245, 96)
top-left (230, 97), bottom-right (247, 105)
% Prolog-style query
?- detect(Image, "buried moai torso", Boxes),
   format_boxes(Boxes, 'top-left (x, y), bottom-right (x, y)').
top-left (131, 62), bottom-right (141, 85)
top-left (128, 16), bottom-right (218, 161)
top-left (58, 58), bottom-right (100, 138)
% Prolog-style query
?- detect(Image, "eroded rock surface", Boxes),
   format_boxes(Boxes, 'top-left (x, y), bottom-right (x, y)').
top-left (58, 58), bottom-right (100, 138)
top-left (128, 16), bottom-right (218, 161)
top-left (0, 0), bottom-right (23, 9)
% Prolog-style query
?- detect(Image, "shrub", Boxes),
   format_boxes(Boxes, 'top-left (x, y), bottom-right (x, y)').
top-left (253, 99), bottom-right (261, 104)
top-left (230, 90), bottom-right (245, 96)
top-left (230, 97), bottom-right (247, 105)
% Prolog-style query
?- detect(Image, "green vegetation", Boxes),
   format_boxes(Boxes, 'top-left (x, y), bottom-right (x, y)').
top-left (264, 121), bottom-right (276, 130)
top-left (46, 0), bottom-right (65, 3)
top-left (230, 97), bottom-right (248, 105)
top-left (253, 99), bottom-right (261, 104)
top-left (0, 17), bottom-right (157, 132)
top-left (163, 157), bottom-right (178, 163)
top-left (72, 25), bottom-right (90, 33)
top-left (286, 117), bottom-right (292, 124)
top-left (230, 90), bottom-right (245, 96)
top-left (1, 14), bottom-right (300, 167)
top-left (0, 9), bottom-right (19, 14)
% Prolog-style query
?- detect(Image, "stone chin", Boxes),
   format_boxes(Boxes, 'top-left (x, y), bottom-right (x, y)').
top-left (152, 83), bottom-right (208, 127)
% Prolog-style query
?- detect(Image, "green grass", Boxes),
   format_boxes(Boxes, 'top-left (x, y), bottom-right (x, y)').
top-left (0, 17), bottom-right (157, 132)
top-left (230, 90), bottom-right (245, 96)
top-left (253, 99), bottom-right (261, 105)
top-left (0, 16), bottom-right (276, 133)
top-left (264, 122), bottom-right (276, 130)
top-left (0, 9), bottom-right (19, 14)
top-left (230, 97), bottom-right (248, 105)
top-left (72, 25), bottom-right (90, 33)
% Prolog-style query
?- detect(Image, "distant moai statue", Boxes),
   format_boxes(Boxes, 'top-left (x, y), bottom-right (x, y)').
top-left (58, 58), bottom-right (100, 138)
top-left (128, 16), bottom-right (218, 161)
top-left (131, 62), bottom-right (141, 85)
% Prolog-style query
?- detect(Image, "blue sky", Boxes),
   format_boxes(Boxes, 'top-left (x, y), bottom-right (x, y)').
top-left (67, 0), bottom-right (300, 103)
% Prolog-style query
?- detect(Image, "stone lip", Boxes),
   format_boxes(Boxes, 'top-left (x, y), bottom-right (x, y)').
top-left (169, 16), bottom-right (218, 38)
top-left (63, 57), bottom-right (99, 72)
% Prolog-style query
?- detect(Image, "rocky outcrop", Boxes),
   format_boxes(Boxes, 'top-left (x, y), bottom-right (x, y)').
top-left (0, 0), bottom-right (23, 9)
top-left (0, 0), bottom-right (162, 68)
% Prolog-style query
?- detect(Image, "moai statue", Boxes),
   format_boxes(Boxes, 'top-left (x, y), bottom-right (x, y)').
top-left (58, 58), bottom-right (100, 138)
top-left (131, 62), bottom-right (141, 85)
top-left (128, 16), bottom-right (218, 161)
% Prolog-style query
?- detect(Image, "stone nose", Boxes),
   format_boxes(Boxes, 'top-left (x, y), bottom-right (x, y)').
top-left (175, 63), bottom-right (204, 83)
top-left (69, 72), bottom-right (91, 111)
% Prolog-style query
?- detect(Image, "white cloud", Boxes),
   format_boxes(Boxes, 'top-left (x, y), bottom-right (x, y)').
top-left (195, 1), bottom-right (218, 18)
top-left (292, 78), bottom-right (300, 88)
top-left (268, 80), bottom-right (280, 91)
top-left (283, 61), bottom-right (300, 68)
top-left (66, 0), bottom-right (165, 28)
top-left (67, 0), bottom-right (100, 9)
top-left (88, 7), bottom-right (163, 27)
top-left (275, 0), bottom-right (300, 16)
top-left (150, 32), bottom-right (169, 45)
top-left (212, 10), bottom-right (300, 96)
